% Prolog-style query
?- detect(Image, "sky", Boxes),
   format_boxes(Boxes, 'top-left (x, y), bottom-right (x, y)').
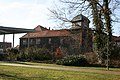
top-left (0, 0), bottom-right (57, 47)
top-left (0, 0), bottom-right (120, 47)
top-left (0, 0), bottom-right (57, 28)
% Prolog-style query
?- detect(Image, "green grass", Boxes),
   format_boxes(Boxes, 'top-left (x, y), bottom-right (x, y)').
top-left (0, 65), bottom-right (120, 80)
top-left (1, 61), bottom-right (120, 72)
top-left (25, 62), bottom-right (120, 72)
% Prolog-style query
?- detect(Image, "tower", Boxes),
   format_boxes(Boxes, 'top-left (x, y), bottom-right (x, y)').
top-left (69, 14), bottom-right (92, 53)
top-left (71, 14), bottom-right (90, 29)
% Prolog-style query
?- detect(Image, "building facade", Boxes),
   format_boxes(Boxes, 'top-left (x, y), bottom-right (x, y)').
top-left (20, 14), bottom-right (93, 56)
top-left (0, 42), bottom-right (12, 53)
top-left (113, 36), bottom-right (120, 47)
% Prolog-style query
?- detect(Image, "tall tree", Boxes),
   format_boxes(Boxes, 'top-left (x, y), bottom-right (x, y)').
top-left (49, 0), bottom-right (120, 63)
top-left (50, 0), bottom-right (120, 36)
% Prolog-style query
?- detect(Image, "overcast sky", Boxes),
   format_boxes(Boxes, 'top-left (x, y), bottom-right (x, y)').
top-left (0, 0), bottom-right (120, 47)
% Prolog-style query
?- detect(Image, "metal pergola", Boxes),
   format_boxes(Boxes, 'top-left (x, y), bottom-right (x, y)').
top-left (0, 26), bottom-right (35, 51)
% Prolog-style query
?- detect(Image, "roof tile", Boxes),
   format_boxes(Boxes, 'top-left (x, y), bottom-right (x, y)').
top-left (20, 30), bottom-right (70, 38)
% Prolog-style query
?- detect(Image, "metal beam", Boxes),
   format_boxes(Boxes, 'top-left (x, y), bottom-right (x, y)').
top-left (0, 26), bottom-right (35, 35)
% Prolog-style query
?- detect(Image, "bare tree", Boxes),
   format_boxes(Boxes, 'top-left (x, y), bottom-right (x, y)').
top-left (49, 0), bottom-right (120, 34)
top-left (49, 0), bottom-right (91, 28)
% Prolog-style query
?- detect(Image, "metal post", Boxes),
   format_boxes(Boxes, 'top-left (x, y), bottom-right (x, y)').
top-left (28, 33), bottom-right (30, 48)
top-left (107, 33), bottom-right (109, 70)
top-left (3, 34), bottom-right (5, 52)
top-left (13, 33), bottom-right (15, 47)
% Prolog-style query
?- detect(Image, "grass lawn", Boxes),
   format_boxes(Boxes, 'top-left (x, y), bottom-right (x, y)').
top-left (1, 61), bottom-right (120, 72)
top-left (26, 62), bottom-right (120, 71)
top-left (0, 65), bottom-right (120, 80)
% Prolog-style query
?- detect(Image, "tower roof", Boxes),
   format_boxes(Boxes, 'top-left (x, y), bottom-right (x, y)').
top-left (71, 14), bottom-right (90, 23)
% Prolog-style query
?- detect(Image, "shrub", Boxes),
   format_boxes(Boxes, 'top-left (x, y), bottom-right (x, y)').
top-left (56, 55), bottom-right (89, 66)
top-left (110, 59), bottom-right (120, 67)
top-left (19, 47), bottom-right (52, 61)
top-left (18, 48), bottom-right (31, 61)
top-left (0, 53), bottom-right (7, 61)
top-left (85, 52), bottom-right (99, 64)
top-left (33, 48), bottom-right (52, 61)
top-left (6, 48), bottom-right (19, 61)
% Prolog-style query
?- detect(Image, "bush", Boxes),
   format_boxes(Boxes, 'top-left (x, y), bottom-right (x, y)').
top-left (6, 48), bottom-right (19, 61)
top-left (19, 47), bottom-right (52, 61)
top-left (85, 52), bottom-right (99, 64)
top-left (0, 53), bottom-right (7, 61)
top-left (110, 60), bottom-right (120, 67)
top-left (18, 48), bottom-right (30, 61)
top-left (56, 55), bottom-right (89, 66)
top-left (33, 48), bottom-right (52, 61)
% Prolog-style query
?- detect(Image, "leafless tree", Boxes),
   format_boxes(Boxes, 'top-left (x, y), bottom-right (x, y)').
top-left (49, 0), bottom-right (120, 50)
top-left (50, 0), bottom-right (120, 34)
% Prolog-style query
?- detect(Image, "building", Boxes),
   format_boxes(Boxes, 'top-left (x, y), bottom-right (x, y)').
top-left (20, 14), bottom-right (93, 56)
top-left (113, 36), bottom-right (120, 46)
top-left (0, 42), bottom-right (12, 53)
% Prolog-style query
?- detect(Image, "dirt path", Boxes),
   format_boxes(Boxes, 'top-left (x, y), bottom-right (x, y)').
top-left (0, 63), bottom-right (120, 75)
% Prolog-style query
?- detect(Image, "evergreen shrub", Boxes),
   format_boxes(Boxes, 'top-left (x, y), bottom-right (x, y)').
top-left (19, 47), bottom-right (52, 61)
top-left (56, 55), bottom-right (89, 66)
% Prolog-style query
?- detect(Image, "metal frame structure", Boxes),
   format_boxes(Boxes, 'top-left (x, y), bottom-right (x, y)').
top-left (0, 26), bottom-right (35, 51)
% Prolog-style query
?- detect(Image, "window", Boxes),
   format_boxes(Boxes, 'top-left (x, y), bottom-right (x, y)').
top-left (30, 39), bottom-right (33, 44)
top-left (77, 22), bottom-right (82, 27)
top-left (49, 38), bottom-right (51, 44)
top-left (60, 38), bottom-right (63, 44)
top-left (36, 39), bottom-right (41, 44)
top-left (23, 39), bottom-right (27, 45)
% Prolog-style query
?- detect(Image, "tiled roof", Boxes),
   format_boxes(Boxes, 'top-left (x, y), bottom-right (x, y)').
top-left (20, 30), bottom-right (70, 38)
top-left (34, 25), bottom-right (48, 31)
